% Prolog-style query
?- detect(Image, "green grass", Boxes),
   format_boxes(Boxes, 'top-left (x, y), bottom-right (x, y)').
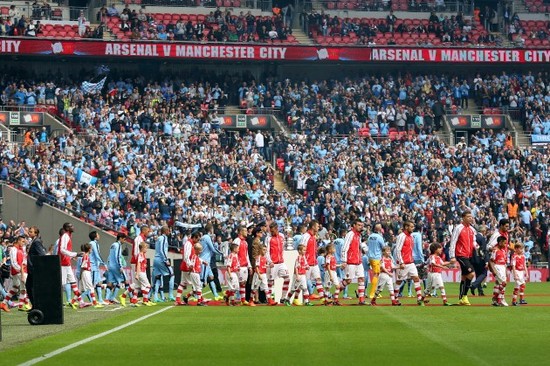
top-left (2, 283), bottom-right (550, 365)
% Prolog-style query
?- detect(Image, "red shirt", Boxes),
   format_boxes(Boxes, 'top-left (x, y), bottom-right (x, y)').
top-left (58, 232), bottom-right (73, 266)
top-left (492, 248), bottom-right (508, 265)
top-left (137, 252), bottom-right (147, 273)
top-left (428, 255), bottom-right (444, 273)
top-left (295, 254), bottom-right (309, 275)
top-left (132, 234), bottom-right (146, 265)
top-left (267, 233), bottom-right (285, 264)
top-left (227, 253), bottom-right (239, 273)
top-left (450, 224), bottom-right (476, 258)
top-left (382, 257), bottom-right (394, 273)
top-left (512, 253), bottom-right (526, 271)
top-left (326, 254), bottom-right (337, 271)
top-left (343, 229), bottom-right (362, 265)
top-left (302, 231), bottom-right (317, 266)
top-left (255, 255), bottom-right (267, 274)
top-left (180, 239), bottom-right (194, 271)
top-left (191, 254), bottom-right (201, 273)
top-left (398, 232), bottom-right (414, 264)
top-left (81, 253), bottom-right (91, 272)
top-left (10, 246), bottom-right (24, 275)
top-left (235, 236), bottom-right (250, 268)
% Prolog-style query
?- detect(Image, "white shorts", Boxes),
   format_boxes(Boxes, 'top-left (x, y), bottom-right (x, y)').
top-left (427, 272), bottom-right (444, 289)
top-left (307, 265), bottom-right (321, 281)
top-left (377, 272), bottom-right (394, 293)
top-left (514, 272), bottom-right (526, 286)
top-left (180, 271), bottom-right (191, 286)
top-left (238, 267), bottom-right (249, 283)
top-left (189, 272), bottom-right (202, 292)
top-left (10, 273), bottom-right (23, 288)
top-left (396, 263), bottom-right (418, 281)
top-left (293, 274), bottom-right (308, 293)
top-left (80, 270), bottom-right (94, 292)
top-left (270, 263), bottom-right (289, 280)
top-left (493, 264), bottom-right (507, 283)
top-left (226, 272), bottom-right (239, 291)
top-left (61, 266), bottom-right (77, 285)
top-left (324, 270), bottom-right (340, 288)
top-left (252, 273), bottom-right (268, 291)
top-left (345, 264), bottom-right (365, 281)
top-left (133, 272), bottom-right (151, 290)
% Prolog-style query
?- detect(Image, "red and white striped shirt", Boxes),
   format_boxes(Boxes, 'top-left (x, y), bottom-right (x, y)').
top-left (301, 231), bottom-right (317, 266)
top-left (9, 246), bottom-right (24, 275)
top-left (137, 252), bottom-right (147, 273)
top-left (227, 253), bottom-right (239, 273)
top-left (180, 239), bottom-right (195, 271)
top-left (382, 256), bottom-right (394, 273)
top-left (58, 232), bottom-right (76, 266)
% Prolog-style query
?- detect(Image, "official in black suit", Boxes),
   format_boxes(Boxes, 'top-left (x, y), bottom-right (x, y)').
top-left (470, 225), bottom-right (489, 296)
top-left (26, 226), bottom-right (47, 306)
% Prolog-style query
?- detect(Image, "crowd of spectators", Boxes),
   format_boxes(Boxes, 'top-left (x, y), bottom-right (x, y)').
top-left (0, 69), bottom-right (549, 263)
top-left (469, 71), bottom-right (550, 134)
top-left (99, 4), bottom-right (293, 42)
top-left (303, 9), bottom-right (499, 47)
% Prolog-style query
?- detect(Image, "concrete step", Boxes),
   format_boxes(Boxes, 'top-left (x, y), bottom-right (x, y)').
top-left (273, 171), bottom-right (289, 192)
top-left (291, 28), bottom-right (315, 45)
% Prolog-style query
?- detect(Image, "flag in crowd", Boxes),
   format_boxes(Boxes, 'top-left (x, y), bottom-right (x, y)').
top-left (81, 77), bottom-right (106, 95)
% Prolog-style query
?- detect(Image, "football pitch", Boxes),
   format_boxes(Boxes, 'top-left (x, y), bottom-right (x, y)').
top-left (2, 283), bottom-right (550, 365)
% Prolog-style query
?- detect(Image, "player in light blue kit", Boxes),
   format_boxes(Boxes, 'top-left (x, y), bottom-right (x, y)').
top-left (153, 226), bottom-right (175, 302)
top-left (334, 229), bottom-right (349, 299)
top-left (200, 224), bottom-right (224, 301)
top-left (105, 233), bottom-right (127, 304)
top-left (89, 231), bottom-right (106, 305)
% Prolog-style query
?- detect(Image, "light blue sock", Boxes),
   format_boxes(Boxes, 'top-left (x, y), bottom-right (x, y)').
top-left (111, 287), bottom-right (120, 301)
top-left (96, 285), bottom-right (104, 303)
top-left (81, 290), bottom-right (91, 302)
top-left (1, 286), bottom-right (7, 298)
top-left (168, 276), bottom-right (175, 299)
top-left (154, 279), bottom-right (161, 300)
top-left (307, 279), bottom-right (314, 295)
top-left (105, 287), bottom-right (112, 301)
top-left (64, 284), bottom-right (72, 302)
top-left (209, 281), bottom-right (218, 298)
top-left (342, 285), bottom-right (349, 298)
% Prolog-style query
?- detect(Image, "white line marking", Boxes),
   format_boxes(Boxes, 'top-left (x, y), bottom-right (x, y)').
top-left (103, 307), bottom-right (123, 312)
top-left (18, 306), bottom-right (173, 366)
top-left (377, 307), bottom-right (491, 366)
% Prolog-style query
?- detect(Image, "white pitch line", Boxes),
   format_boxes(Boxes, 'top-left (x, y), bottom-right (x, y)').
top-left (377, 306), bottom-right (492, 366)
top-left (18, 306), bottom-right (173, 366)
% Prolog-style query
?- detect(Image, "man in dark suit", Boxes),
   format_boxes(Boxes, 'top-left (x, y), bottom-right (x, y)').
top-left (26, 226), bottom-right (47, 306)
top-left (470, 225), bottom-right (489, 296)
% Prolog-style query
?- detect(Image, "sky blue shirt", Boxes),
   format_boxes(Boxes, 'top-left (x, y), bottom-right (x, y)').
top-left (108, 241), bottom-right (124, 271)
top-left (200, 234), bottom-right (222, 263)
top-left (367, 233), bottom-right (385, 260)
top-left (89, 239), bottom-right (105, 270)
top-left (412, 232), bottom-right (424, 262)
top-left (154, 234), bottom-right (169, 262)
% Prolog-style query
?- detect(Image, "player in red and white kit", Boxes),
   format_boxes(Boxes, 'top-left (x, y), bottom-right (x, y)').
top-left (424, 243), bottom-right (451, 306)
top-left (186, 243), bottom-right (208, 306)
top-left (324, 244), bottom-right (344, 306)
top-left (341, 219), bottom-right (367, 305)
top-left (233, 226), bottom-right (252, 305)
top-left (371, 246), bottom-right (400, 306)
top-left (301, 220), bottom-right (327, 303)
top-left (79, 243), bottom-right (104, 309)
top-left (264, 222), bottom-right (289, 305)
top-left (511, 243), bottom-right (528, 306)
top-left (251, 245), bottom-right (270, 306)
top-left (175, 231), bottom-right (202, 306)
top-left (286, 244), bottom-right (313, 306)
top-left (449, 211), bottom-right (477, 306)
top-left (1, 236), bottom-right (30, 312)
top-left (394, 221), bottom-right (426, 306)
top-left (491, 236), bottom-right (509, 307)
top-left (224, 243), bottom-right (240, 306)
top-left (120, 225), bottom-right (152, 307)
top-left (57, 223), bottom-right (84, 310)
